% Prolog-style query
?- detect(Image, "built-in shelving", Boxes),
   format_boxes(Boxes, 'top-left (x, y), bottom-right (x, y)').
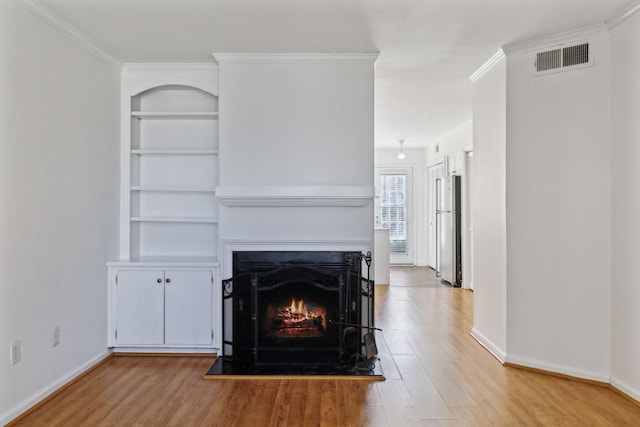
top-left (124, 83), bottom-right (219, 259)
top-left (109, 67), bottom-right (220, 353)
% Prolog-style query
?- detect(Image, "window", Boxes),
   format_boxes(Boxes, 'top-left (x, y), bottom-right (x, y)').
top-left (379, 173), bottom-right (407, 252)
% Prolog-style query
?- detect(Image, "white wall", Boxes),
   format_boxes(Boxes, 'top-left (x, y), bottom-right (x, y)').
top-left (425, 120), bottom-right (472, 162)
top-left (374, 147), bottom-right (428, 265)
top-left (505, 34), bottom-right (612, 381)
top-left (217, 57), bottom-right (375, 187)
top-left (0, 2), bottom-right (120, 423)
top-left (470, 56), bottom-right (507, 360)
top-left (610, 13), bottom-right (640, 400)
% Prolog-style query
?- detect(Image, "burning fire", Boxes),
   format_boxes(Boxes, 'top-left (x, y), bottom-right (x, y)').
top-left (267, 297), bottom-right (327, 336)
top-left (288, 298), bottom-right (309, 319)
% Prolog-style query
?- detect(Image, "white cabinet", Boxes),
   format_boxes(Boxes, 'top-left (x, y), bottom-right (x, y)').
top-left (109, 266), bottom-right (217, 349)
top-left (164, 270), bottom-right (214, 345)
top-left (115, 270), bottom-right (164, 345)
top-left (109, 66), bottom-right (221, 352)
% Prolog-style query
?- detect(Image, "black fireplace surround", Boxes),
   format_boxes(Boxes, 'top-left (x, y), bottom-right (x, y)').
top-left (221, 251), bottom-right (375, 370)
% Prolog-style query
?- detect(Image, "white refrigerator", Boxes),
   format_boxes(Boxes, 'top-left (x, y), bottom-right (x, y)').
top-left (436, 175), bottom-right (462, 287)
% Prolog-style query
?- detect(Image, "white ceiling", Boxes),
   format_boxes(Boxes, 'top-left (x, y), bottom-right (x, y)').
top-left (35, 0), bottom-right (634, 147)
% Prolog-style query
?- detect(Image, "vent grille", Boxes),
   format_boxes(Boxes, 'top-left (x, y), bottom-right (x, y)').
top-left (535, 42), bottom-right (591, 74)
top-left (563, 43), bottom-right (589, 67)
top-left (536, 49), bottom-right (561, 72)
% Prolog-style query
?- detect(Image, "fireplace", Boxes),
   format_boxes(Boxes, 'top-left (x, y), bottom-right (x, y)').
top-left (221, 251), bottom-right (374, 368)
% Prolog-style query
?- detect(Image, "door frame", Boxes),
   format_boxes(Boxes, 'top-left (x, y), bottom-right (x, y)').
top-left (462, 145), bottom-right (474, 290)
top-left (426, 158), bottom-right (445, 271)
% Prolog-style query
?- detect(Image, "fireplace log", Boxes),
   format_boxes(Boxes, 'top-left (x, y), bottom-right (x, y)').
top-left (277, 316), bottom-right (324, 330)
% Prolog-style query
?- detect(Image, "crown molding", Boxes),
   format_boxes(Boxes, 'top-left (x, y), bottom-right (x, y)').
top-left (215, 185), bottom-right (374, 207)
top-left (502, 23), bottom-right (607, 55)
top-left (212, 53), bottom-right (380, 65)
top-left (607, 0), bottom-right (640, 31)
top-left (12, 0), bottom-right (120, 67)
top-left (122, 63), bottom-right (218, 72)
top-left (469, 49), bottom-right (506, 82)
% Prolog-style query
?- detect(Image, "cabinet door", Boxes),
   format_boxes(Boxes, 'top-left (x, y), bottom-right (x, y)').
top-left (116, 270), bottom-right (165, 345)
top-left (164, 270), bottom-right (213, 345)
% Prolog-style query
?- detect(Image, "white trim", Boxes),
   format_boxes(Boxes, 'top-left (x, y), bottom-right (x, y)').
top-left (607, 1), bottom-right (640, 31)
top-left (215, 185), bottom-right (374, 207)
top-left (610, 376), bottom-right (640, 403)
top-left (470, 328), bottom-right (506, 363)
top-left (469, 50), bottom-right (505, 82)
top-left (212, 53), bottom-right (380, 64)
top-left (464, 144), bottom-right (473, 153)
top-left (11, 0), bottom-right (119, 67)
top-left (122, 63), bottom-right (218, 72)
top-left (504, 353), bottom-right (610, 383)
top-left (502, 24), bottom-right (607, 55)
top-left (426, 157), bottom-right (445, 168)
top-left (0, 350), bottom-right (112, 426)
top-left (111, 347), bottom-right (217, 353)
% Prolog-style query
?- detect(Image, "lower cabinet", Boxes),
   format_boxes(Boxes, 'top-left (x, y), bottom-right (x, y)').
top-left (110, 267), bottom-right (216, 348)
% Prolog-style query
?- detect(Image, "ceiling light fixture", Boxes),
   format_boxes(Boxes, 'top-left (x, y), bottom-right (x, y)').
top-left (397, 139), bottom-right (406, 160)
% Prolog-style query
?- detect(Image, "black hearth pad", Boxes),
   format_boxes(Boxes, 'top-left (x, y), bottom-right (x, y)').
top-left (203, 358), bottom-right (385, 380)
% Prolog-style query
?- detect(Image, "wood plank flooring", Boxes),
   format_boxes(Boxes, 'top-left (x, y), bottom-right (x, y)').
top-left (11, 267), bottom-right (640, 426)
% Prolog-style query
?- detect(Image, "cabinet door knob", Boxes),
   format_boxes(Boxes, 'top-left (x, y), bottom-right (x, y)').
top-left (165, 278), bottom-right (171, 284)
top-left (157, 278), bottom-right (162, 283)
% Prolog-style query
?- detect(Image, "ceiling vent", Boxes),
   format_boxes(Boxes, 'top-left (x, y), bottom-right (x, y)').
top-left (535, 42), bottom-right (592, 75)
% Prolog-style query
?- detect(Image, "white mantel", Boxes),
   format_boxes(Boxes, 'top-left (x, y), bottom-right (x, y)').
top-left (216, 185), bottom-right (374, 207)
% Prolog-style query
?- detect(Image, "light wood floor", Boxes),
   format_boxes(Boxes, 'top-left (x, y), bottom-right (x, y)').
top-left (11, 267), bottom-right (640, 426)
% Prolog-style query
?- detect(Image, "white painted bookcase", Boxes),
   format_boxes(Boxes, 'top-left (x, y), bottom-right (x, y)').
top-left (108, 64), bottom-right (220, 352)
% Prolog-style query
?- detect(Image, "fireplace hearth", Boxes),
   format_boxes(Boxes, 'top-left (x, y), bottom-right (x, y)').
top-left (209, 251), bottom-right (381, 377)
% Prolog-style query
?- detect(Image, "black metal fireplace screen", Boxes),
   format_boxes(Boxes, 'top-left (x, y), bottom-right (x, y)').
top-left (221, 251), bottom-right (374, 367)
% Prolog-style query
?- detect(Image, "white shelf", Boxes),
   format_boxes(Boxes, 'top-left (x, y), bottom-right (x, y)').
top-left (108, 256), bottom-right (220, 267)
top-left (131, 149), bottom-right (219, 155)
top-left (131, 111), bottom-right (218, 120)
top-left (131, 185), bottom-right (216, 193)
top-left (131, 216), bottom-right (218, 224)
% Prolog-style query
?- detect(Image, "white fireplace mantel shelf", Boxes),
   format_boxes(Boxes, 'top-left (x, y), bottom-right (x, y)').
top-left (215, 185), bottom-right (374, 207)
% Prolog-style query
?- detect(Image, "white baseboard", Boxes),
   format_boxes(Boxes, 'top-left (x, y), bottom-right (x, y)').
top-left (610, 376), bottom-right (640, 403)
top-left (0, 350), bottom-right (112, 426)
top-left (112, 347), bottom-right (217, 354)
top-left (470, 327), bottom-right (506, 363)
top-left (505, 353), bottom-right (610, 383)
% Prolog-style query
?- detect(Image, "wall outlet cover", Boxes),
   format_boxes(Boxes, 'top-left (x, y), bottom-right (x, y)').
top-left (53, 326), bottom-right (60, 347)
top-left (10, 341), bottom-right (21, 365)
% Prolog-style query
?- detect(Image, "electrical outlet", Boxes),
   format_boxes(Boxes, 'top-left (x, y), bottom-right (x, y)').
top-left (53, 326), bottom-right (60, 347)
top-left (10, 341), bottom-right (20, 365)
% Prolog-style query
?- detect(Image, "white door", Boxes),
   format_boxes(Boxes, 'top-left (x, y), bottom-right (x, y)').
top-left (375, 167), bottom-right (414, 265)
top-left (465, 151), bottom-right (474, 290)
top-left (426, 162), bottom-right (444, 270)
top-left (116, 270), bottom-right (165, 345)
top-left (165, 270), bottom-right (213, 345)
